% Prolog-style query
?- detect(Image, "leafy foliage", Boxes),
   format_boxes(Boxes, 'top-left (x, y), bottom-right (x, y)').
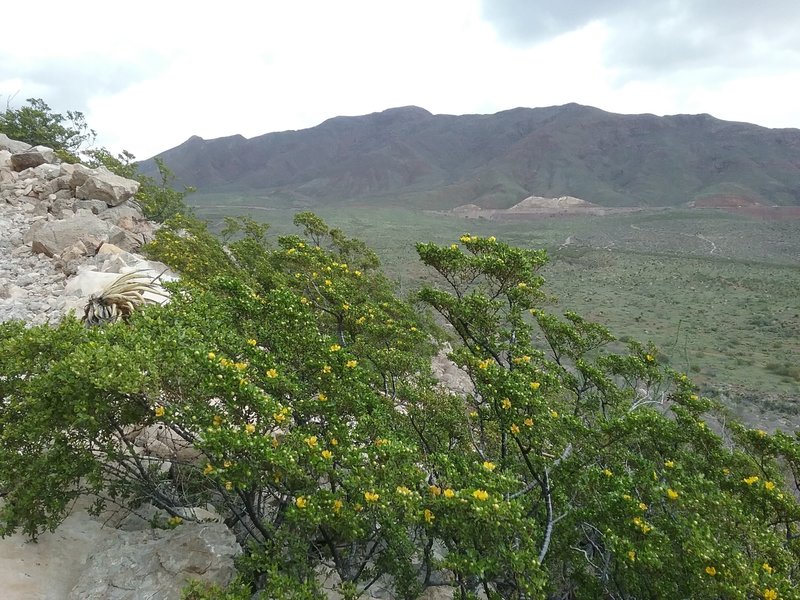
top-left (0, 97), bottom-right (96, 161)
top-left (1, 218), bottom-right (799, 599)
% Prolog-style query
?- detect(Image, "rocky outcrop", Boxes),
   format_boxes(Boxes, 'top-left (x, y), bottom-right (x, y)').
top-left (0, 136), bottom-right (170, 325)
top-left (67, 523), bottom-right (240, 600)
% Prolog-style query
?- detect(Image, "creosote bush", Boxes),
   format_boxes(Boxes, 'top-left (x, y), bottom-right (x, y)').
top-left (1, 217), bottom-right (799, 600)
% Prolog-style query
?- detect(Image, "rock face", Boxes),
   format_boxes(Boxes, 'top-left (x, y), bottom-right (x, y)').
top-left (67, 523), bottom-right (241, 600)
top-left (0, 135), bottom-right (169, 325)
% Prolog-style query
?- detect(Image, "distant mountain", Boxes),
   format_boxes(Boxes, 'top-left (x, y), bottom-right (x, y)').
top-left (139, 104), bottom-right (800, 209)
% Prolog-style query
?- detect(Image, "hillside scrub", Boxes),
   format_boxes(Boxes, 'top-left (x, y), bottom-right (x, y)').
top-left (1, 214), bottom-right (799, 599)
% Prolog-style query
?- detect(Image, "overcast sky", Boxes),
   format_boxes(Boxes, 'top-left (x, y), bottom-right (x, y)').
top-left (2, 0), bottom-right (798, 159)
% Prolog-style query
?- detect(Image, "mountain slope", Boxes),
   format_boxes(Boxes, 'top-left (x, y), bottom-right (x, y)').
top-left (140, 104), bottom-right (800, 209)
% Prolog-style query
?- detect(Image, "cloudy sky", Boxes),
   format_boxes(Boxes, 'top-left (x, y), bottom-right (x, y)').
top-left (2, 0), bottom-right (798, 159)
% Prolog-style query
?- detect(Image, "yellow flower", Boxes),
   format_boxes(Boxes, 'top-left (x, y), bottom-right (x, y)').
top-left (459, 234), bottom-right (471, 243)
top-left (424, 509), bottom-right (435, 524)
top-left (429, 485), bottom-right (442, 496)
top-left (266, 368), bottom-right (278, 378)
top-left (318, 392), bottom-right (327, 402)
top-left (207, 352), bottom-right (216, 360)
top-left (762, 563), bottom-right (774, 574)
top-left (354, 270), bottom-right (362, 277)
top-left (342, 303), bottom-right (350, 311)
top-left (286, 248), bottom-right (297, 255)
top-left (764, 481), bottom-right (776, 490)
top-left (510, 424), bottom-right (520, 434)
top-left (203, 463), bottom-right (215, 475)
top-left (295, 496), bottom-right (308, 509)
top-left (690, 394), bottom-right (699, 401)
top-left (324, 279), bottom-right (332, 286)
top-left (488, 236), bottom-right (496, 242)
top-left (744, 476), bottom-right (760, 485)
top-left (356, 316), bottom-right (366, 325)
top-left (375, 438), bottom-right (390, 447)
top-left (450, 244), bottom-right (458, 249)
top-left (329, 344), bottom-right (341, 352)
top-left (524, 418), bottom-right (534, 427)
top-left (627, 550), bottom-right (636, 562)
top-left (602, 469), bottom-right (613, 477)
top-left (550, 410), bottom-right (559, 418)
top-left (469, 411), bottom-right (479, 418)
top-left (472, 489), bottom-right (489, 501)
top-left (757, 429), bottom-right (767, 437)
top-left (345, 360), bottom-right (358, 368)
top-left (664, 460), bottom-right (675, 468)
top-left (364, 491), bottom-right (380, 503)
top-left (632, 516), bottom-right (652, 534)
top-left (483, 461), bottom-right (497, 472)
top-left (530, 381), bottom-right (541, 390)
top-left (501, 398), bottom-right (512, 410)
top-left (234, 362), bottom-right (248, 371)
top-left (330, 438), bottom-right (338, 446)
top-left (513, 355), bottom-right (531, 364)
top-left (763, 589), bottom-right (778, 600)
top-left (225, 481), bottom-right (233, 491)
top-left (705, 566), bottom-right (717, 576)
top-left (645, 354), bottom-right (654, 362)
top-left (300, 297), bottom-right (309, 304)
top-left (247, 338), bottom-right (257, 346)
top-left (667, 489), bottom-right (679, 500)
top-left (322, 365), bottom-right (332, 373)
top-left (332, 499), bottom-right (343, 514)
top-left (273, 412), bottom-right (286, 424)
top-left (517, 282), bottom-right (528, 289)
top-left (245, 423), bottom-right (256, 434)
top-left (443, 488), bottom-right (455, 498)
top-left (321, 449), bottom-right (333, 460)
top-left (154, 405), bottom-right (165, 417)
top-left (396, 486), bottom-right (412, 496)
top-left (167, 516), bottom-right (183, 526)
top-left (305, 436), bottom-right (318, 449)
top-left (638, 502), bottom-right (648, 511)
top-left (478, 359), bottom-right (491, 370)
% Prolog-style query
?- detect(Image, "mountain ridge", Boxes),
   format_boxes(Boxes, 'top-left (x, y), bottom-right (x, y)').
top-left (140, 104), bottom-right (800, 209)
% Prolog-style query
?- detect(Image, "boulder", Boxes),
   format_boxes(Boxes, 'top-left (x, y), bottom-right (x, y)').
top-left (32, 162), bottom-right (61, 180)
top-left (24, 213), bottom-right (129, 257)
top-left (75, 199), bottom-right (110, 214)
top-left (60, 162), bottom-right (94, 188)
top-left (0, 133), bottom-right (30, 154)
top-left (10, 151), bottom-right (47, 171)
top-left (67, 523), bottom-right (241, 600)
top-left (76, 166), bottom-right (139, 207)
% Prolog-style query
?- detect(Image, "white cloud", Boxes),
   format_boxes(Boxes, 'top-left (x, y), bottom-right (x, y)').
top-left (1, 0), bottom-right (798, 158)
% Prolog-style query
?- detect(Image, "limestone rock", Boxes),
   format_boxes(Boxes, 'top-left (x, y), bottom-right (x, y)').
top-left (10, 151), bottom-right (47, 171)
top-left (67, 523), bottom-right (240, 600)
top-left (76, 166), bottom-right (140, 207)
top-left (75, 198), bottom-right (110, 214)
top-left (0, 133), bottom-right (30, 154)
top-left (25, 213), bottom-right (128, 257)
top-left (417, 587), bottom-right (455, 600)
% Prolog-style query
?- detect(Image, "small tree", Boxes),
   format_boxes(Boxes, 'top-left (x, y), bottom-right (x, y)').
top-left (0, 97), bottom-right (95, 161)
